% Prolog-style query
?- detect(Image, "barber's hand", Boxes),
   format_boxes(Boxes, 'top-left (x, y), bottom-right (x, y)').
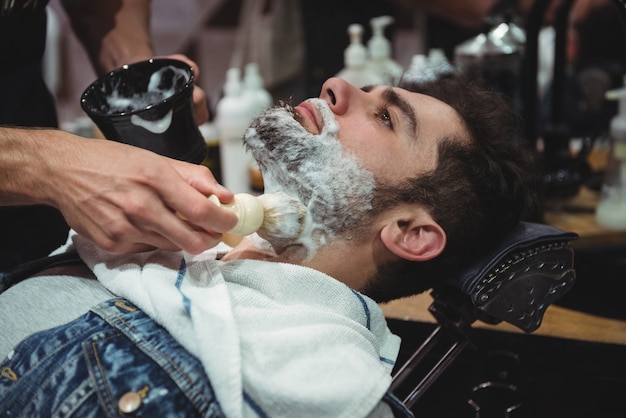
top-left (164, 54), bottom-right (209, 125)
top-left (48, 133), bottom-right (237, 254)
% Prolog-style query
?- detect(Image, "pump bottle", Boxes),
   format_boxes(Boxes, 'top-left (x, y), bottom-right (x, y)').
top-left (400, 49), bottom-right (456, 87)
top-left (400, 54), bottom-right (435, 86)
top-left (243, 62), bottom-right (272, 119)
top-left (242, 63), bottom-right (271, 193)
top-left (427, 48), bottom-right (456, 79)
top-left (216, 67), bottom-right (254, 193)
top-left (336, 24), bottom-right (383, 87)
top-left (596, 77), bottom-right (626, 230)
top-left (367, 16), bottom-right (403, 86)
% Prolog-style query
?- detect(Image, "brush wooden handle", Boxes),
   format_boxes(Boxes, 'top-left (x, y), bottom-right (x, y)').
top-left (208, 193), bottom-right (264, 236)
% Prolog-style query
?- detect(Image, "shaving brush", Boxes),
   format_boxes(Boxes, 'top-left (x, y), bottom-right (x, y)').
top-left (209, 192), bottom-right (309, 247)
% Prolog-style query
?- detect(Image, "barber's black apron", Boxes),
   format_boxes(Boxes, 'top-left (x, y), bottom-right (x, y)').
top-left (0, 0), bottom-right (70, 270)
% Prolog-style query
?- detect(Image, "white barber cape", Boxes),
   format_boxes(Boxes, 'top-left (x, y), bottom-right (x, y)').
top-left (73, 234), bottom-right (401, 418)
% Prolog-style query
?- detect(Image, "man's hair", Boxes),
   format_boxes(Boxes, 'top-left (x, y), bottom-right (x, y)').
top-left (364, 76), bottom-right (541, 303)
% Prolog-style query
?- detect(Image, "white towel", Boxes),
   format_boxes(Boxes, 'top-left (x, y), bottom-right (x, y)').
top-left (74, 233), bottom-right (401, 418)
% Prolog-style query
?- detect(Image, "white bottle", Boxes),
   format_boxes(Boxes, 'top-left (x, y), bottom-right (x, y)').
top-left (596, 77), bottom-right (626, 230)
top-left (428, 48), bottom-right (456, 79)
top-left (243, 62), bottom-right (272, 119)
top-left (336, 24), bottom-right (383, 87)
top-left (400, 54), bottom-right (435, 86)
top-left (367, 16), bottom-right (403, 86)
top-left (216, 67), bottom-right (254, 193)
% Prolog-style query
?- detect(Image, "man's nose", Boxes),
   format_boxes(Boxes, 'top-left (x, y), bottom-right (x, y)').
top-left (319, 77), bottom-right (356, 115)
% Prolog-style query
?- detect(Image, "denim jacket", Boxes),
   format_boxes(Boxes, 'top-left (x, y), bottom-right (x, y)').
top-left (1, 297), bottom-right (414, 417)
top-left (0, 298), bottom-right (225, 417)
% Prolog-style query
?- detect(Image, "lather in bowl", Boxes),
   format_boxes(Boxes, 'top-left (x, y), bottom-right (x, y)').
top-left (80, 58), bottom-right (206, 164)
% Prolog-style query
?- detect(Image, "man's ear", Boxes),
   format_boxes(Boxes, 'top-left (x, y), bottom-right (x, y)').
top-left (379, 209), bottom-right (446, 262)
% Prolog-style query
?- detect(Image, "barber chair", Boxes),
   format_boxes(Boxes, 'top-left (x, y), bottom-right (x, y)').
top-left (389, 221), bottom-right (577, 416)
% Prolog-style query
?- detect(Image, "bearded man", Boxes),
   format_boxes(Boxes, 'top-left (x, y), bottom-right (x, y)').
top-left (0, 76), bottom-right (538, 418)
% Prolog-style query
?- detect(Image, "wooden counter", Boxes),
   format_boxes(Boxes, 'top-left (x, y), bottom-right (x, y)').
top-left (544, 186), bottom-right (626, 249)
top-left (381, 293), bottom-right (626, 346)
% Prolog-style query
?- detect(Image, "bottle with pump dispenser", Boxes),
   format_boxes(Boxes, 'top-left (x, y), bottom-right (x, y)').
top-left (243, 62), bottom-right (272, 119)
top-left (216, 67), bottom-right (254, 193)
top-left (400, 49), bottom-right (456, 87)
top-left (242, 62), bottom-right (271, 193)
top-left (400, 54), bottom-right (435, 86)
top-left (596, 77), bottom-right (626, 230)
top-left (367, 16), bottom-right (403, 86)
top-left (427, 48), bottom-right (456, 79)
top-left (336, 23), bottom-right (383, 87)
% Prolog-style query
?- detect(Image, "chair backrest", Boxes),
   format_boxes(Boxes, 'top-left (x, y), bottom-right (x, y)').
top-left (438, 222), bottom-right (578, 333)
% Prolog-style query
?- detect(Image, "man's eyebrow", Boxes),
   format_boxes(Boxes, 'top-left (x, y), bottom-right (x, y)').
top-left (381, 87), bottom-right (418, 141)
top-left (362, 85), bottom-right (418, 141)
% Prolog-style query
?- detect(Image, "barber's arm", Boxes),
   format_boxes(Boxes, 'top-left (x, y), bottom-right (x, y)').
top-left (61, 0), bottom-right (153, 75)
top-left (61, 0), bottom-right (209, 124)
top-left (0, 127), bottom-right (238, 254)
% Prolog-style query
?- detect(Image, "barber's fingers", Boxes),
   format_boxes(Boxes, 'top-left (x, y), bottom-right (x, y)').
top-left (165, 54), bottom-right (200, 79)
top-left (149, 161), bottom-right (238, 236)
top-left (163, 53), bottom-right (209, 124)
top-left (166, 185), bottom-right (239, 237)
top-left (132, 198), bottom-right (229, 254)
top-left (69, 171), bottom-right (236, 255)
top-left (168, 160), bottom-right (231, 197)
top-left (111, 160), bottom-right (236, 254)
top-left (192, 87), bottom-right (209, 125)
top-left (83, 199), bottom-right (226, 255)
top-left (89, 227), bottom-right (222, 255)
top-left (119, 223), bottom-right (224, 255)
top-left (189, 78), bottom-right (209, 125)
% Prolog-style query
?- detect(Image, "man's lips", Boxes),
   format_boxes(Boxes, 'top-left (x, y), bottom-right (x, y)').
top-left (294, 102), bottom-right (322, 135)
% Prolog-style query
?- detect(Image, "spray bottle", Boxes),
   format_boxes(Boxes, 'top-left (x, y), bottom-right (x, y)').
top-left (367, 16), bottom-right (403, 86)
top-left (336, 23), bottom-right (383, 87)
top-left (216, 67), bottom-right (254, 193)
top-left (596, 77), bottom-right (626, 230)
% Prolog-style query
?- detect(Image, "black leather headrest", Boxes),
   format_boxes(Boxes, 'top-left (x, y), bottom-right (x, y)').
top-left (441, 222), bottom-right (578, 332)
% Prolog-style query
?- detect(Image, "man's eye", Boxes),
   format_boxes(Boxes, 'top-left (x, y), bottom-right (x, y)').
top-left (376, 105), bottom-right (393, 129)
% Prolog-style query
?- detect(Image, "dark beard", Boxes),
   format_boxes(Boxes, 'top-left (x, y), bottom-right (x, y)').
top-left (243, 101), bottom-right (376, 239)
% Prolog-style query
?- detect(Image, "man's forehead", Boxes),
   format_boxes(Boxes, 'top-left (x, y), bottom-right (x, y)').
top-left (402, 88), bottom-right (469, 142)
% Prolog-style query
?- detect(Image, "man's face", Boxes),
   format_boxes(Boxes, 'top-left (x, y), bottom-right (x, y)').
top-left (310, 78), bottom-right (467, 184)
top-left (243, 77), bottom-right (465, 247)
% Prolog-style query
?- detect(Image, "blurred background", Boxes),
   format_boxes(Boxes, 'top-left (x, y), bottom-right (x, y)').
top-left (48, 0), bottom-right (626, 135)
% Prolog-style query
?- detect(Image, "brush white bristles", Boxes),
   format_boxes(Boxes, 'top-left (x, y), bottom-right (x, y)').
top-left (256, 192), bottom-right (309, 249)
top-left (209, 192), bottom-right (309, 249)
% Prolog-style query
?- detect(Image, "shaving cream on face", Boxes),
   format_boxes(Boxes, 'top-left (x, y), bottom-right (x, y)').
top-left (244, 98), bottom-right (376, 258)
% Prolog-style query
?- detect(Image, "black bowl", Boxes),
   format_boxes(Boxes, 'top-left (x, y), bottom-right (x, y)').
top-left (80, 58), bottom-right (206, 163)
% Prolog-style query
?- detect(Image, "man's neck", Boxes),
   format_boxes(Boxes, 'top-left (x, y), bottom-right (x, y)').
top-left (221, 235), bottom-right (379, 295)
top-left (221, 236), bottom-right (281, 262)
